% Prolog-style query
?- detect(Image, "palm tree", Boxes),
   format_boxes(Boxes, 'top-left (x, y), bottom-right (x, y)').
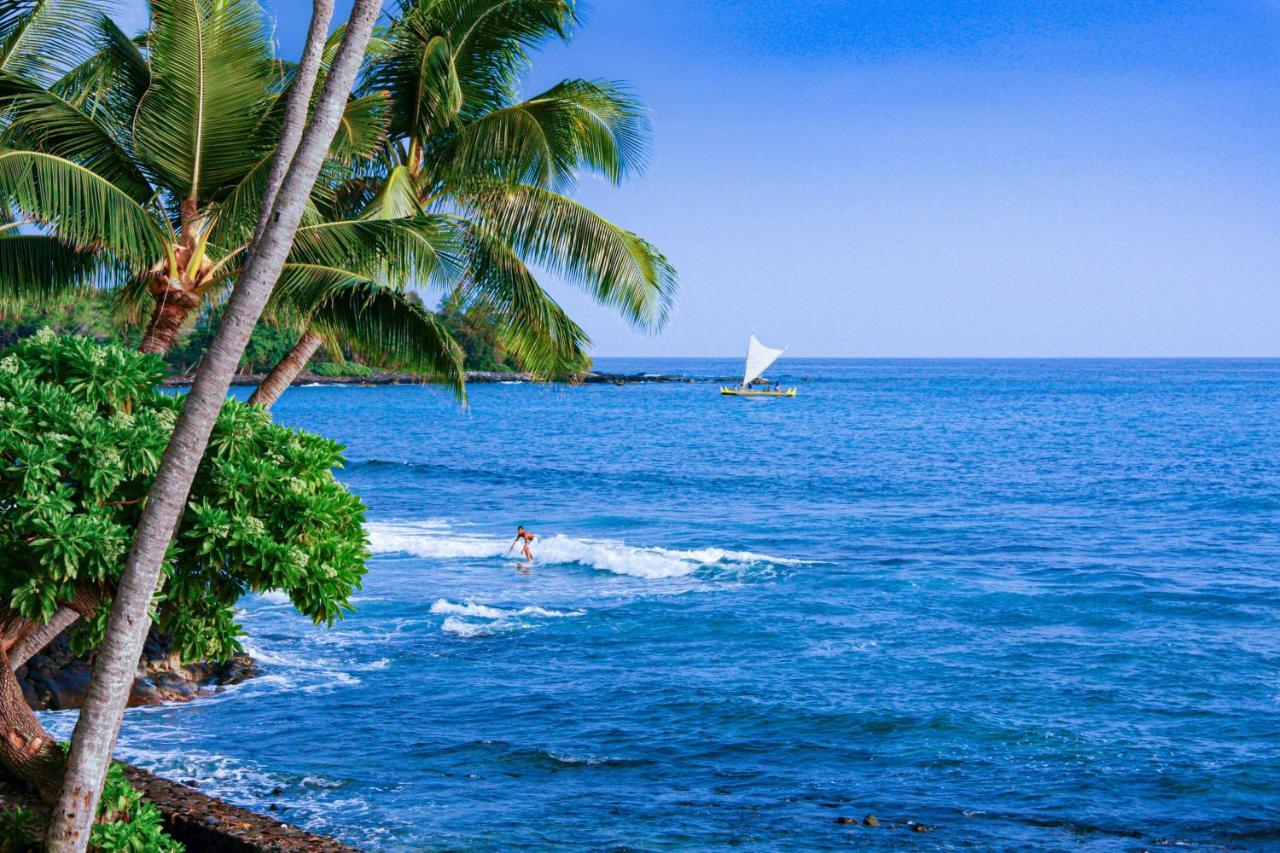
top-left (0, 0), bottom-right (465, 695)
top-left (47, 0), bottom-right (388, 845)
top-left (0, 0), bottom-right (461, 385)
top-left (246, 0), bottom-right (678, 406)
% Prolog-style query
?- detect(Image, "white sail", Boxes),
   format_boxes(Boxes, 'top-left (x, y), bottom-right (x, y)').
top-left (743, 334), bottom-right (785, 386)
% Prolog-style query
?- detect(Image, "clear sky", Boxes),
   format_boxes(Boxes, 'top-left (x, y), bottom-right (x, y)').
top-left (121, 0), bottom-right (1280, 357)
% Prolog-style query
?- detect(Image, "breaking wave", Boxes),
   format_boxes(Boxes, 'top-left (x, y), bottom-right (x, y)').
top-left (367, 520), bottom-right (805, 579)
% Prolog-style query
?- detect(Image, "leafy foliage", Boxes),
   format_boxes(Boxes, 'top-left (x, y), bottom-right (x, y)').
top-left (0, 755), bottom-right (186, 852)
top-left (0, 333), bottom-right (368, 662)
top-left (0, 805), bottom-right (39, 851)
top-left (88, 762), bottom-right (183, 852)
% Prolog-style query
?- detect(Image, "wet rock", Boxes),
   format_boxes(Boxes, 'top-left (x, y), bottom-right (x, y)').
top-left (218, 655), bottom-right (259, 685)
top-left (17, 627), bottom-right (259, 711)
top-left (912, 823), bottom-right (931, 833)
top-left (864, 815), bottom-right (879, 827)
top-left (271, 787), bottom-right (285, 796)
top-left (834, 816), bottom-right (858, 825)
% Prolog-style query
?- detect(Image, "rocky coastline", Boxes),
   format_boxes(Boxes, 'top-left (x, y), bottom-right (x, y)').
top-left (161, 368), bottom-right (712, 387)
top-left (17, 628), bottom-right (257, 712)
top-left (0, 766), bottom-right (358, 852)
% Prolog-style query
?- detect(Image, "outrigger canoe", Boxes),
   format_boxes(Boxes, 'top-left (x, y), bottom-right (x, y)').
top-left (720, 386), bottom-right (797, 397)
top-left (722, 333), bottom-right (797, 397)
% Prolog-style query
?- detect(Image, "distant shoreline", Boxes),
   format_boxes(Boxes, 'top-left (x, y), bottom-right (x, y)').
top-left (161, 370), bottom-right (717, 388)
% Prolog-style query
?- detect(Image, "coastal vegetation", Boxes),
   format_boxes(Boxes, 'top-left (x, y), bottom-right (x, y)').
top-left (0, 332), bottom-right (367, 799)
top-left (0, 0), bottom-right (676, 845)
top-left (0, 0), bottom-right (675, 407)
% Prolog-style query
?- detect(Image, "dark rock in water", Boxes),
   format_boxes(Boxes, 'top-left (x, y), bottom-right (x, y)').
top-left (911, 823), bottom-right (931, 833)
top-left (834, 816), bottom-right (858, 825)
top-left (16, 627), bottom-right (259, 712)
top-left (271, 786), bottom-right (285, 796)
top-left (863, 815), bottom-right (879, 827)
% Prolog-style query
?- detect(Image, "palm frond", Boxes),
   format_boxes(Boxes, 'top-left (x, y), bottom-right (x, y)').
top-left (384, 0), bottom-right (576, 125)
top-left (50, 14), bottom-right (149, 118)
top-left (132, 0), bottom-right (278, 200)
top-left (440, 79), bottom-right (649, 190)
top-left (266, 262), bottom-right (466, 398)
top-left (0, 150), bottom-right (168, 267)
top-left (0, 72), bottom-right (152, 200)
top-left (329, 91), bottom-right (391, 165)
top-left (0, 0), bottom-right (106, 86)
top-left (456, 219), bottom-right (590, 378)
top-left (459, 181), bottom-right (674, 330)
top-left (358, 164), bottom-right (423, 219)
top-left (0, 232), bottom-right (109, 303)
top-left (287, 215), bottom-right (460, 286)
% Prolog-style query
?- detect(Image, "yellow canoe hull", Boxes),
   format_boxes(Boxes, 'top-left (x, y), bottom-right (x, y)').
top-left (720, 387), bottom-right (797, 397)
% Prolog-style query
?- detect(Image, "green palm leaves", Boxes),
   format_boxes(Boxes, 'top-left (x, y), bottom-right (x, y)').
top-left (365, 0), bottom-right (676, 379)
top-left (133, 0), bottom-right (277, 200)
top-left (0, 0), bottom-right (676, 393)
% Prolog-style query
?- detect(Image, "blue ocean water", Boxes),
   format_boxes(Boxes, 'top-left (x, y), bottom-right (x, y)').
top-left (42, 359), bottom-right (1280, 850)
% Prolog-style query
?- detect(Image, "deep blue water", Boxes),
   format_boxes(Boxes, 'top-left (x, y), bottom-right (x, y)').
top-left (43, 359), bottom-right (1280, 850)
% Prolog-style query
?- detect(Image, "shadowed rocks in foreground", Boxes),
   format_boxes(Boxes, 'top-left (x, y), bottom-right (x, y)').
top-left (16, 629), bottom-right (257, 711)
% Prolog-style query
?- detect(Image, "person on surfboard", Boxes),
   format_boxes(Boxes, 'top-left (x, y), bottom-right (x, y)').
top-left (508, 526), bottom-right (536, 562)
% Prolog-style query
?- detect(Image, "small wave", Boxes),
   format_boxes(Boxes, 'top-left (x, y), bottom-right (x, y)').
top-left (430, 599), bottom-right (584, 619)
top-left (434, 598), bottom-right (584, 639)
top-left (441, 616), bottom-right (502, 638)
top-left (368, 521), bottom-right (805, 579)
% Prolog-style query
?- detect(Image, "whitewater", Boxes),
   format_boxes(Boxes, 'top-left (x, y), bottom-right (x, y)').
top-left (40, 358), bottom-right (1280, 851)
top-left (366, 519), bottom-right (808, 579)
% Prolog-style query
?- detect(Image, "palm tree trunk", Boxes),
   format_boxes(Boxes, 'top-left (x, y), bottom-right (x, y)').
top-left (138, 285), bottom-right (201, 354)
top-left (45, 0), bottom-right (381, 847)
top-left (0, 646), bottom-right (62, 801)
top-left (8, 607), bottom-right (79, 671)
top-left (248, 330), bottom-right (323, 408)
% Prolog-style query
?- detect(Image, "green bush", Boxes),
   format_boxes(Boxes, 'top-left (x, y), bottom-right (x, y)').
top-left (309, 361), bottom-right (375, 378)
top-left (0, 331), bottom-right (369, 662)
top-left (0, 762), bottom-right (186, 852)
top-left (89, 763), bottom-right (183, 852)
top-left (0, 806), bottom-right (39, 852)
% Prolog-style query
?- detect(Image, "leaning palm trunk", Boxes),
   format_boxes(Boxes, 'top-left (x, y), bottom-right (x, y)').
top-left (248, 329), bottom-right (323, 407)
top-left (45, 0), bottom-right (378, 847)
top-left (0, 587), bottom-right (100, 800)
top-left (0, 648), bottom-right (61, 801)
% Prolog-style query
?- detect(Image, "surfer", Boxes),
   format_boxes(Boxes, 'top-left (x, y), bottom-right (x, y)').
top-left (508, 525), bottom-right (536, 562)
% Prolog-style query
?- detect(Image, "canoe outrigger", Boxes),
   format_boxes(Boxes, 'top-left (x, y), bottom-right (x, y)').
top-left (720, 334), bottom-right (797, 397)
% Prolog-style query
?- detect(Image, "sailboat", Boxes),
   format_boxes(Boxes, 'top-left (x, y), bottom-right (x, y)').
top-left (720, 334), bottom-right (797, 397)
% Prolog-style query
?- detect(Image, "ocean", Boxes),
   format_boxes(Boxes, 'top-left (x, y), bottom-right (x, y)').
top-left (40, 358), bottom-right (1280, 850)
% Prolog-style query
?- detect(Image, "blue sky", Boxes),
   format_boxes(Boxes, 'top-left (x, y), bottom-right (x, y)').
top-left (123, 0), bottom-right (1280, 356)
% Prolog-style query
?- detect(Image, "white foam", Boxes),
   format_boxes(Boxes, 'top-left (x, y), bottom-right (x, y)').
top-left (430, 599), bottom-right (584, 619)
top-left (432, 598), bottom-right (584, 639)
top-left (367, 521), bottom-right (804, 579)
top-left (440, 616), bottom-right (495, 638)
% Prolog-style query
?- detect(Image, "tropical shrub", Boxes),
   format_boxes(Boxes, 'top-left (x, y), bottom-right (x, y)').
top-left (0, 332), bottom-right (368, 796)
top-left (0, 762), bottom-right (185, 851)
top-left (88, 762), bottom-right (183, 852)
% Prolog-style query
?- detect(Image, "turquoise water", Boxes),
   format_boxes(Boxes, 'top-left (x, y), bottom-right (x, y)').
top-left (42, 359), bottom-right (1280, 850)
